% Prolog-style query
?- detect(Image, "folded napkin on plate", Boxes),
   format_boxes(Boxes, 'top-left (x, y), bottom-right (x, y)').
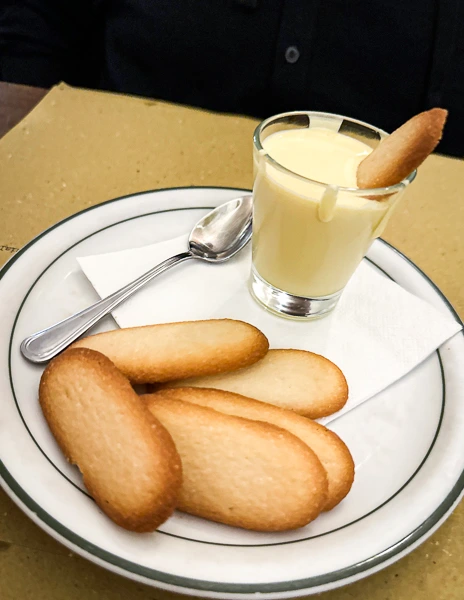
top-left (78, 236), bottom-right (461, 425)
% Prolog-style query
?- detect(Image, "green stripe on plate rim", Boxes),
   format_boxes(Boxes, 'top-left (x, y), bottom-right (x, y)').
top-left (5, 205), bottom-right (447, 547)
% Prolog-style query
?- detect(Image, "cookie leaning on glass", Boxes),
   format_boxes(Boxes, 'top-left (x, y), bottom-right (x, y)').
top-left (357, 107), bottom-right (448, 190)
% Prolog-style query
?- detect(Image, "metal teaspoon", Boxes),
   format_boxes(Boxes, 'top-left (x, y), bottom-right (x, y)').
top-left (20, 194), bottom-right (253, 363)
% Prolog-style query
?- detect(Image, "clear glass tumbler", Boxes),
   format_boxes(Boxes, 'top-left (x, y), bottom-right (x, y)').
top-left (250, 111), bottom-right (416, 319)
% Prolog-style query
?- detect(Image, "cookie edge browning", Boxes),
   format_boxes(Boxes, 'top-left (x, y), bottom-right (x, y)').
top-left (39, 348), bottom-right (182, 532)
top-left (71, 319), bottom-right (270, 384)
top-left (357, 108), bottom-right (448, 189)
top-left (151, 387), bottom-right (355, 510)
top-left (282, 350), bottom-right (349, 419)
top-left (305, 420), bottom-right (354, 511)
top-left (143, 394), bottom-right (329, 531)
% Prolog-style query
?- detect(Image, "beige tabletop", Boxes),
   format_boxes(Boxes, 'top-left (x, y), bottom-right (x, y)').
top-left (0, 83), bottom-right (463, 600)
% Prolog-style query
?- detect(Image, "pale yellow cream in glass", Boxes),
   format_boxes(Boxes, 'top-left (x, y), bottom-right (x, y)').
top-left (252, 127), bottom-right (403, 297)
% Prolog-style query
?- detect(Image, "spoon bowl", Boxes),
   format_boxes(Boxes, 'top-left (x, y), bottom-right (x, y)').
top-left (189, 194), bottom-right (253, 262)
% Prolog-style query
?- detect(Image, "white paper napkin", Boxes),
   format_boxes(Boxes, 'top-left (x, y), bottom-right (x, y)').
top-left (77, 236), bottom-right (461, 424)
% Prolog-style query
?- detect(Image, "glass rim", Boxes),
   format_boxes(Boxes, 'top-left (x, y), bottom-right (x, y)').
top-left (253, 110), bottom-right (417, 196)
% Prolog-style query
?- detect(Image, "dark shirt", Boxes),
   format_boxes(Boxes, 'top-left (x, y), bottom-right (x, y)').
top-left (0, 0), bottom-right (463, 156)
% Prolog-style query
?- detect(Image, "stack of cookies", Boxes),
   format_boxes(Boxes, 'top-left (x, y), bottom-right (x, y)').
top-left (39, 319), bottom-right (354, 533)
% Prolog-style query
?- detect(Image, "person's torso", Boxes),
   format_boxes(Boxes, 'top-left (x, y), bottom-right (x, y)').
top-left (92, 0), bottom-right (462, 155)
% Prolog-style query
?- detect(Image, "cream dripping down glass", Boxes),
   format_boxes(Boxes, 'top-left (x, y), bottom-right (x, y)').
top-left (250, 111), bottom-right (417, 319)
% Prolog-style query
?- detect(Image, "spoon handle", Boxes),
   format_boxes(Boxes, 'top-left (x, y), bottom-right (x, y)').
top-left (20, 251), bottom-right (193, 363)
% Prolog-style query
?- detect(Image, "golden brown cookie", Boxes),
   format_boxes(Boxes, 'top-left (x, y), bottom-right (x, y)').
top-left (153, 387), bottom-right (354, 510)
top-left (159, 349), bottom-right (348, 419)
top-left (39, 348), bottom-right (182, 532)
top-left (71, 319), bottom-right (269, 384)
top-left (357, 108), bottom-right (448, 190)
top-left (143, 394), bottom-right (328, 531)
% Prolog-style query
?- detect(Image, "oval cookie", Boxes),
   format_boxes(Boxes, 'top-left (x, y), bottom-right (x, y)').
top-left (39, 348), bottom-right (182, 532)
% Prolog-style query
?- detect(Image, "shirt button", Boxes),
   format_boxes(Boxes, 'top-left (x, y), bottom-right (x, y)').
top-left (285, 46), bottom-right (300, 64)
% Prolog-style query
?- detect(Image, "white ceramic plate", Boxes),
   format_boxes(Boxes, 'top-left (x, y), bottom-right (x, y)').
top-left (0, 187), bottom-right (463, 599)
